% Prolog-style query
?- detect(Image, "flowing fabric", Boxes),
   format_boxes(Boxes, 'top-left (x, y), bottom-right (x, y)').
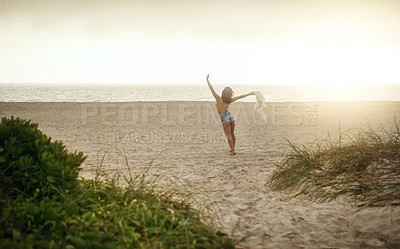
top-left (254, 91), bottom-right (267, 120)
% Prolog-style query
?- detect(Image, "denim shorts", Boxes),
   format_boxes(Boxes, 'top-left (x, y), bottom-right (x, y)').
top-left (220, 111), bottom-right (235, 124)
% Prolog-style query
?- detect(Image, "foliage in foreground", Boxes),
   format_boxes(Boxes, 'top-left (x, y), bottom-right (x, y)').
top-left (0, 117), bottom-right (234, 248)
top-left (0, 116), bottom-right (86, 199)
top-left (268, 124), bottom-right (400, 206)
top-left (1, 179), bottom-right (234, 249)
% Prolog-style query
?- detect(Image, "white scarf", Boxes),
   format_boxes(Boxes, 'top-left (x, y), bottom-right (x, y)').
top-left (254, 91), bottom-right (267, 120)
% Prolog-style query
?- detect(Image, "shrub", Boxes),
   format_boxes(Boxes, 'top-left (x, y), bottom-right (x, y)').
top-left (0, 179), bottom-right (235, 249)
top-left (0, 117), bottom-right (235, 248)
top-left (0, 116), bottom-right (86, 199)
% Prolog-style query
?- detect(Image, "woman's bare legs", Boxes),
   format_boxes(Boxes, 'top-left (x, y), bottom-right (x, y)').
top-left (223, 122), bottom-right (236, 155)
top-left (231, 120), bottom-right (236, 148)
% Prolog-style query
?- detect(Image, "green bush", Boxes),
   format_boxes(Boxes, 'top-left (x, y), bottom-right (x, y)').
top-left (0, 116), bottom-right (86, 199)
top-left (0, 117), bottom-right (235, 248)
top-left (0, 180), bottom-right (234, 249)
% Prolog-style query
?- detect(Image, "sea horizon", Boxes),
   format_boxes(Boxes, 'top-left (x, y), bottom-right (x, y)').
top-left (1, 83), bottom-right (400, 102)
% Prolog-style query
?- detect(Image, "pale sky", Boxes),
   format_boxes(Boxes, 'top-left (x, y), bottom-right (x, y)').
top-left (0, 0), bottom-right (399, 85)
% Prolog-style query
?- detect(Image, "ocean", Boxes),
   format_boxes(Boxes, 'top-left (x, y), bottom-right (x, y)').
top-left (1, 83), bottom-right (400, 102)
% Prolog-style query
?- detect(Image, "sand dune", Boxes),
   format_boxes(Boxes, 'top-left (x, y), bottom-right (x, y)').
top-left (1, 101), bottom-right (400, 248)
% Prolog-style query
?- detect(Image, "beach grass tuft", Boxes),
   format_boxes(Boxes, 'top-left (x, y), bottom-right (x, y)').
top-left (268, 123), bottom-right (400, 207)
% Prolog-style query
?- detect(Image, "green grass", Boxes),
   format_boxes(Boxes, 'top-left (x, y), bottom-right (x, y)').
top-left (0, 117), bottom-right (235, 248)
top-left (268, 123), bottom-right (400, 207)
top-left (1, 164), bottom-right (235, 249)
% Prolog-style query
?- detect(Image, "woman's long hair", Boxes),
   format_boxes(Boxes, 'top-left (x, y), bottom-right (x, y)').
top-left (221, 87), bottom-right (233, 104)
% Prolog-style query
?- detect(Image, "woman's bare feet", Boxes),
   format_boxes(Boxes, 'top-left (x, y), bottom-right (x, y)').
top-left (230, 150), bottom-right (236, 155)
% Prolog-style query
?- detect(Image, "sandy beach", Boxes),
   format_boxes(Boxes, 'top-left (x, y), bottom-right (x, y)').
top-left (1, 101), bottom-right (400, 248)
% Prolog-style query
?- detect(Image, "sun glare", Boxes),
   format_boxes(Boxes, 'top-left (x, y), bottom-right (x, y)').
top-left (0, 0), bottom-right (399, 85)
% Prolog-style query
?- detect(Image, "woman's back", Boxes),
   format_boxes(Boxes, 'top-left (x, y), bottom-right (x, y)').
top-left (215, 97), bottom-right (230, 114)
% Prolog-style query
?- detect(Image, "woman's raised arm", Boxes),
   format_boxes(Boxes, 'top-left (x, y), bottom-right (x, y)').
top-left (231, 91), bottom-right (255, 103)
top-left (207, 74), bottom-right (220, 100)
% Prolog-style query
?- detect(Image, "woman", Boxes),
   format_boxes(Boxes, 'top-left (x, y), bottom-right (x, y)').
top-left (207, 74), bottom-right (255, 155)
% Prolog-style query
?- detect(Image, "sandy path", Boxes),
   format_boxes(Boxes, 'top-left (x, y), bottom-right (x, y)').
top-left (1, 101), bottom-right (400, 248)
